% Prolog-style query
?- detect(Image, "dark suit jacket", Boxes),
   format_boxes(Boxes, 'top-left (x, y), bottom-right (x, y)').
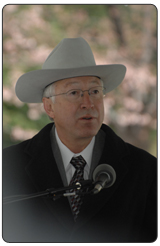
top-left (3, 123), bottom-right (157, 243)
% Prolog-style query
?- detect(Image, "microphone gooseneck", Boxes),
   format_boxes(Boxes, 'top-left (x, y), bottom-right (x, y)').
top-left (3, 180), bottom-right (93, 204)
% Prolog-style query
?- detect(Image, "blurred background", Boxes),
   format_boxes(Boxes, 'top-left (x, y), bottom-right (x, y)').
top-left (3, 4), bottom-right (157, 156)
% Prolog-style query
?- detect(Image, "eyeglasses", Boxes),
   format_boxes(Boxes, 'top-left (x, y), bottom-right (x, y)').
top-left (47, 86), bottom-right (105, 102)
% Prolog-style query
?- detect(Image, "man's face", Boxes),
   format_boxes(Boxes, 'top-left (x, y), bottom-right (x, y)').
top-left (44, 76), bottom-right (104, 147)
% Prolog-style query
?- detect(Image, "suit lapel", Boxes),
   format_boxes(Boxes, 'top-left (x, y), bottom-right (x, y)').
top-left (89, 128), bottom-right (106, 179)
top-left (50, 125), bottom-right (69, 187)
top-left (25, 123), bottom-right (74, 231)
top-left (72, 124), bottom-right (130, 230)
top-left (25, 124), bottom-right (63, 191)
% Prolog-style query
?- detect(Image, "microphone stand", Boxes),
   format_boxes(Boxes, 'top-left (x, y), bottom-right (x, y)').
top-left (3, 180), bottom-right (93, 205)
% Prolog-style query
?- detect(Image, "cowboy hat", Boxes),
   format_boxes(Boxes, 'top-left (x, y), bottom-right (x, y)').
top-left (15, 37), bottom-right (126, 103)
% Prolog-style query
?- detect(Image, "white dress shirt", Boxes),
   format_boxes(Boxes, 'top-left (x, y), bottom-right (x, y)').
top-left (55, 128), bottom-right (95, 185)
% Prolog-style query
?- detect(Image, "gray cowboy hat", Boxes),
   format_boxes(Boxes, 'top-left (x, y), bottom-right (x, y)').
top-left (15, 37), bottom-right (126, 103)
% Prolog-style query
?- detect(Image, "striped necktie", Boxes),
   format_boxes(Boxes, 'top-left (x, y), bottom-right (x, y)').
top-left (69, 155), bottom-right (86, 221)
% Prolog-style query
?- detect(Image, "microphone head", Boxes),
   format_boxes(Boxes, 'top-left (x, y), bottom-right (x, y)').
top-left (93, 164), bottom-right (116, 188)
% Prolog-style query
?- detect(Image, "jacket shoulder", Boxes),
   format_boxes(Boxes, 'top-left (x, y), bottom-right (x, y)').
top-left (126, 142), bottom-right (156, 162)
top-left (3, 139), bottom-right (31, 165)
top-left (101, 123), bottom-right (157, 167)
top-left (3, 139), bottom-right (30, 153)
top-left (3, 123), bottom-right (54, 159)
top-left (125, 142), bottom-right (157, 178)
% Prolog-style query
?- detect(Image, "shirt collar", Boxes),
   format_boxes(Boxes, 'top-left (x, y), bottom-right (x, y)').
top-left (55, 128), bottom-right (95, 170)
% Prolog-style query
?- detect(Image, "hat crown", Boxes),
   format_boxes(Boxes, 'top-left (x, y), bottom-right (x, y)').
top-left (42, 37), bottom-right (96, 70)
top-left (15, 37), bottom-right (126, 103)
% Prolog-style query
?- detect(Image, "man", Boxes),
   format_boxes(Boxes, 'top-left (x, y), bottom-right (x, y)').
top-left (3, 38), bottom-right (157, 243)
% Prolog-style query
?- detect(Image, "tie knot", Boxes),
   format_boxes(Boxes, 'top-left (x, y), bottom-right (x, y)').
top-left (70, 155), bottom-right (86, 170)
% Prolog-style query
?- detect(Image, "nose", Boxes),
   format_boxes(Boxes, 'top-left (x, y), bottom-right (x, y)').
top-left (80, 91), bottom-right (94, 109)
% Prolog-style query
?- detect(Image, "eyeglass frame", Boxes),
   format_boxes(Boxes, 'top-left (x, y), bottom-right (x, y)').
top-left (46, 86), bottom-right (106, 100)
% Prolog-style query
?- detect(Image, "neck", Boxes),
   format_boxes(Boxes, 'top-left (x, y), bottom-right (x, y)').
top-left (63, 139), bottom-right (93, 154)
top-left (56, 130), bottom-right (93, 154)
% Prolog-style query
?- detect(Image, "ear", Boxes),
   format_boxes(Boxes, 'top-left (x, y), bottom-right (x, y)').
top-left (42, 97), bottom-right (55, 119)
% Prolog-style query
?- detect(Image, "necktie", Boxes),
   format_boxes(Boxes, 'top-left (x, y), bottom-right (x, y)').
top-left (69, 155), bottom-right (86, 221)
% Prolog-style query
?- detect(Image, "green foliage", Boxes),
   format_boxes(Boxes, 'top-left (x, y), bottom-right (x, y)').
top-left (3, 102), bottom-right (49, 130)
top-left (64, 4), bottom-right (108, 17)
top-left (3, 65), bottom-right (10, 86)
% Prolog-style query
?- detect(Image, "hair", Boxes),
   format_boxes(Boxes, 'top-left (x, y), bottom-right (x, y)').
top-left (42, 77), bottom-right (104, 121)
top-left (42, 83), bottom-right (56, 103)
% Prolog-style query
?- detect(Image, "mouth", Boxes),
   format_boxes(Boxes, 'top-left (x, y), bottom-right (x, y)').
top-left (80, 116), bottom-right (95, 120)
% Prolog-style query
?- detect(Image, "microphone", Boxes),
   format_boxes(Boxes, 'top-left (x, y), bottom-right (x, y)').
top-left (92, 164), bottom-right (116, 194)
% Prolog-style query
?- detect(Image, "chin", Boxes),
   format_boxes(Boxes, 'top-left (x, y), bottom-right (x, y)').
top-left (76, 122), bottom-right (102, 138)
top-left (78, 129), bottom-right (98, 139)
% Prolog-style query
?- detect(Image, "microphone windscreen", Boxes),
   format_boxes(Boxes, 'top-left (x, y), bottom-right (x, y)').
top-left (93, 164), bottom-right (116, 188)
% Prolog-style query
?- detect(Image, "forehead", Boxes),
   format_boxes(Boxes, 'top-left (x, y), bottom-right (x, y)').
top-left (55, 76), bottom-right (101, 89)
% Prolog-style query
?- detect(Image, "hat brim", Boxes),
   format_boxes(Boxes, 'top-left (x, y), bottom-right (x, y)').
top-left (15, 64), bottom-right (126, 103)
